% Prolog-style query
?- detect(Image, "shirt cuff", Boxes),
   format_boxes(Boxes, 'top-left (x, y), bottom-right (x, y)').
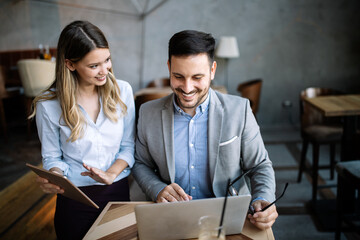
top-left (43, 160), bottom-right (70, 177)
top-left (251, 197), bottom-right (268, 205)
top-left (115, 152), bottom-right (135, 168)
top-left (155, 186), bottom-right (166, 202)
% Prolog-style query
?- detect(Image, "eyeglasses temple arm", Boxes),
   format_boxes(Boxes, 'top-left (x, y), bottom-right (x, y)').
top-left (229, 172), bottom-right (247, 186)
top-left (260, 182), bottom-right (289, 212)
top-left (229, 159), bottom-right (267, 187)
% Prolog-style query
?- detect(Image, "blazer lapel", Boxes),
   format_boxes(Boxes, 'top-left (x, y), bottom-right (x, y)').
top-left (162, 94), bottom-right (175, 183)
top-left (208, 89), bottom-right (224, 183)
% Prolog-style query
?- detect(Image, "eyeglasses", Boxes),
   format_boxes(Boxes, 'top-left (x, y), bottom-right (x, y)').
top-left (226, 159), bottom-right (288, 214)
top-left (228, 159), bottom-right (267, 196)
top-left (248, 182), bottom-right (288, 214)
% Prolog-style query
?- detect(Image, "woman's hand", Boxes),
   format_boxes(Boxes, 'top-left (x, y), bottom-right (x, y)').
top-left (81, 163), bottom-right (117, 185)
top-left (36, 167), bottom-right (64, 194)
top-left (81, 159), bottom-right (129, 185)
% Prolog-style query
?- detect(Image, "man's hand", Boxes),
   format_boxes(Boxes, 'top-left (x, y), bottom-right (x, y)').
top-left (247, 200), bottom-right (278, 230)
top-left (36, 167), bottom-right (64, 194)
top-left (156, 183), bottom-right (193, 203)
top-left (81, 163), bottom-right (117, 185)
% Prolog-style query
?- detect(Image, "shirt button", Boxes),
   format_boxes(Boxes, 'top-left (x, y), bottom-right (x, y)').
top-left (191, 165), bottom-right (194, 169)
top-left (192, 186), bottom-right (196, 190)
top-left (190, 143), bottom-right (194, 147)
top-left (190, 119), bottom-right (194, 123)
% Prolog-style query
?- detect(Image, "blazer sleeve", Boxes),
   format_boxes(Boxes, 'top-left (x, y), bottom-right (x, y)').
top-left (241, 100), bottom-right (276, 202)
top-left (132, 104), bottom-right (167, 201)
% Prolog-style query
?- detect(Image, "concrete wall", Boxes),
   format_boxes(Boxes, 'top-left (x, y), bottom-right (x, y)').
top-left (1, 0), bottom-right (359, 128)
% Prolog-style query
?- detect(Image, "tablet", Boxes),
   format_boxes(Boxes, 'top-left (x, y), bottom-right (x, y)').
top-left (26, 163), bottom-right (99, 209)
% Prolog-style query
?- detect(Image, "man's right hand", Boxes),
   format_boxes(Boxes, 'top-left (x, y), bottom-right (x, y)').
top-left (35, 167), bottom-right (64, 194)
top-left (156, 183), bottom-right (193, 203)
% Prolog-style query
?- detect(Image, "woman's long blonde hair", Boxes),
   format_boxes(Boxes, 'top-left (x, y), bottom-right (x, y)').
top-left (30, 20), bottom-right (127, 142)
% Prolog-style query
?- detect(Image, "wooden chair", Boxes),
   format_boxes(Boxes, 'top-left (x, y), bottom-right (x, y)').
top-left (135, 92), bottom-right (170, 125)
top-left (335, 160), bottom-right (360, 239)
top-left (146, 78), bottom-right (170, 88)
top-left (237, 79), bottom-right (263, 116)
top-left (17, 59), bottom-right (55, 138)
top-left (297, 87), bottom-right (343, 202)
top-left (0, 65), bottom-right (22, 142)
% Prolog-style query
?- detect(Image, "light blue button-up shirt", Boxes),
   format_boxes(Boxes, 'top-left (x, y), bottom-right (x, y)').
top-left (35, 80), bottom-right (135, 187)
top-left (173, 94), bottom-right (214, 199)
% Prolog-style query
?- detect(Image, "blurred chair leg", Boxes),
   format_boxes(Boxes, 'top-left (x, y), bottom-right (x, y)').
top-left (335, 176), bottom-right (344, 240)
top-left (27, 119), bottom-right (32, 139)
top-left (0, 99), bottom-right (8, 142)
top-left (25, 97), bottom-right (32, 139)
top-left (330, 143), bottom-right (336, 180)
top-left (312, 143), bottom-right (320, 202)
top-left (335, 162), bottom-right (359, 240)
top-left (298, 139), bottom-right (309, 183)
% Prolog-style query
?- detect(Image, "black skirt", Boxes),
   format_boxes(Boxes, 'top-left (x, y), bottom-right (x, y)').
top-left (54, 177), bottom-right (129, 240)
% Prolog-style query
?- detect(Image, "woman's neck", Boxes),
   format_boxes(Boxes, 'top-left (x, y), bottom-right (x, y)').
top-left (76, 85), bottom-right (100, 123)
top-left (77, 84), bottom-right (97, 99)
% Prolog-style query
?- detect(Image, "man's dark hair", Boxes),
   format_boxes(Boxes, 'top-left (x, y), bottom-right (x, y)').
top-left (168, 30), bottom-right (215, 64)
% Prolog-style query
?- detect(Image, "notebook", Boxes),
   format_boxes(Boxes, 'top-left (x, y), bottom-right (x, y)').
top-left (134, 195), bottom-right (251, 240)
top-left (26, 163), bottom-right (99, 209)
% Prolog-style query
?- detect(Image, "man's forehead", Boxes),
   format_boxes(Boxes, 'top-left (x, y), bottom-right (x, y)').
top-left (170, 56), bottom-right (213, 71)
top-left (170, 53), bottom-right (210, 62)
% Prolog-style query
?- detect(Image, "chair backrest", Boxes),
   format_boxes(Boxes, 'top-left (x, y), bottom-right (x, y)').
top-left (135, 92), bottom-right (169, 124)
top-left (300, 87), bottom-right (342, 128)
top-left (146, 78), bottom-right (170, 88)
top-left (0, 65), bottom-right (7, 97)
top-left (17, 59), bottom-right (55, 97)
top-left (237, 79), bottom-right (263, 114)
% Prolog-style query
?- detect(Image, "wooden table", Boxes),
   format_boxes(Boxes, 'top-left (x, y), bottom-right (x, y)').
top-left (304, 94), bottom-right (360, 231)
top-left (83, 202), bottom-right (275, 240)
top-left (304, 94), bottom-right (360, 161)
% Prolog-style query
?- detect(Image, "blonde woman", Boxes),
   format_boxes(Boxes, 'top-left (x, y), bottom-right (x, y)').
top-left (32, 20), bottom-right (135, 239)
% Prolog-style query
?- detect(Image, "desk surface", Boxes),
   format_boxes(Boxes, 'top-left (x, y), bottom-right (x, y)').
top-left (84, 202), bottom-right (274, 240)
top-left (304, 94), bottom-right (360, 117)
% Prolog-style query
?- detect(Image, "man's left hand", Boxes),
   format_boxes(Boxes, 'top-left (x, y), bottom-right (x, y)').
top-left (247, 200), bottom-right (278, 230)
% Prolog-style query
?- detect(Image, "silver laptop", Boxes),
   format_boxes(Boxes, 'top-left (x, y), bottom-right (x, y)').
top-left (134, 195), bottom-right (251, 240)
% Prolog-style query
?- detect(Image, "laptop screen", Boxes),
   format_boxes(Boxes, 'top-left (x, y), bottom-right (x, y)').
top-left (135, 195), bottom-right (251, 240)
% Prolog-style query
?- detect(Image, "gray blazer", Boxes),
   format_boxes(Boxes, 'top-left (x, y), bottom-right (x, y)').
top-left (132, 89), bottom-right (276, 202)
